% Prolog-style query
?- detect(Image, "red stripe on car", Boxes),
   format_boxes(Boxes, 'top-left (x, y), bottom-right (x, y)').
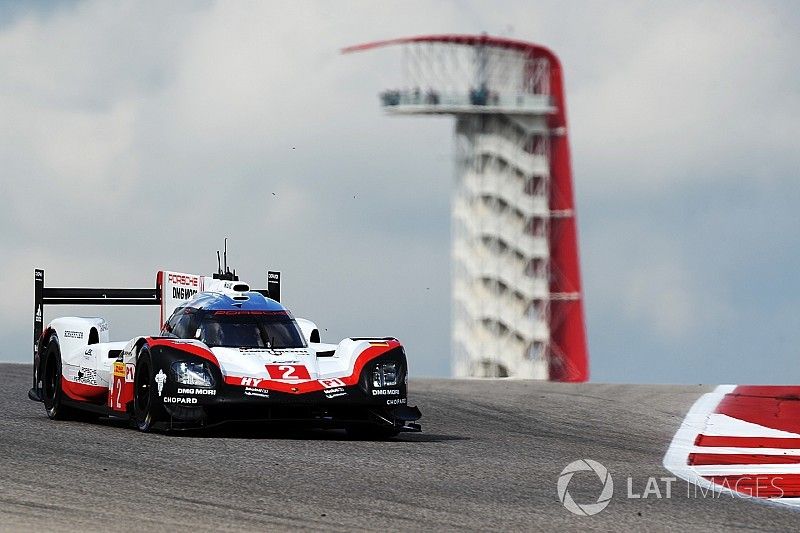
top-left (146, 337), bottom-right (220, 367)
top-left (225, 340), bottom-right (400, 394)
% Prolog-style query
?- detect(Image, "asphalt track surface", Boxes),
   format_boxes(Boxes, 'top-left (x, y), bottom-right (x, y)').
top-left (0, 363), bottom-right (798, 531)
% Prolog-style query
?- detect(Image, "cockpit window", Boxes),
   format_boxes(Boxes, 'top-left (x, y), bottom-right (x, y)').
top-left (172, 308), bottom-right (201, 339)
top-left (199, 311), bottom-right (306, 349)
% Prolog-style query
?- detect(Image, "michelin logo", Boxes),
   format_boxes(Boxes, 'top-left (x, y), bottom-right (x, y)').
top-left (155, 369), bottom-right (167, 396)
top-left (324, 386), bottom-right (347, 399)
top-left (244, 387), bottom-right (269, 398)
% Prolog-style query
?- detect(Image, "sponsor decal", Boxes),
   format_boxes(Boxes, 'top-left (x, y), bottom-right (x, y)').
top-left (177, 387), bottom-right (216, 396)
top-left (167, 273), bottom-right (198, 287)
top-left (163, 397), bottom-right (198, 404)
top-left (386, 398), bottom-right (407, 405)
top-left (372, 389), bottom-right (400, 396)
top-left (240, 377), bottom-right (264, 387)
top-left (64, 330), bottom-right (84, 339)
top-left (324, 386), bottom-right (347, 399)
top-left (172, 287), bottom-right (197, 300)
top-left (113, 362), bottom-right (125, 378)
top-left (76, 367), bottom-right (98, 386)
top-left (319, 378), bottom-right (346, 389)
top-left (84, 349), bottom-right (93, 356)
top-left (125, 363), bottom-right (135, 383)
top-left (35, 305), bottom-right (42, 321)
top-left (244, 387), bottom-right (269, 398)
top-left (213, 310), bottom-right (287, 316)
top-left (155, 369), bottom-right (167, 396)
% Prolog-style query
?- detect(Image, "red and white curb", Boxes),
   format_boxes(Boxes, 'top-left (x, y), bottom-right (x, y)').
top-left (664, 385), bottom-right (800, 507)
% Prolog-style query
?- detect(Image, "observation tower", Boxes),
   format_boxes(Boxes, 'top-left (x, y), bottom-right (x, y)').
top-left (344, 35), bottom-right (588, 381)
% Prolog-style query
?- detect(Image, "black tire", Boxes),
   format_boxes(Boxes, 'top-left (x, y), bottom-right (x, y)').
top-left (132, 346), bottom-right (163, 432)
top-left (41, 333), bottom-right (78, 420)
top-left (346, 424), bottom-right (401, 440)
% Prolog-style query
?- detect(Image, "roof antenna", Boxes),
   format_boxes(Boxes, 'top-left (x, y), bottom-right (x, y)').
top-left (212, 238), bottom-right (239, 281)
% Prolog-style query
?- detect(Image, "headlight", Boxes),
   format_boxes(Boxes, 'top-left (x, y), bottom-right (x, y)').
top-left (372, 362), bottom-right (399, 387)
top-left (171, 361), bottom-right (215, 387)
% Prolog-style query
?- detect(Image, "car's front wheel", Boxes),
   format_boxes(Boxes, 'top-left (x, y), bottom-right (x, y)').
top-left (133, 346), bottom-right (163, 432)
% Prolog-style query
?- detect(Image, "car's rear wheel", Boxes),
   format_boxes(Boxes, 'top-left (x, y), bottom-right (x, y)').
top-left (41, 333), bottom-right (78, 420)
top-left (133, 346), bottom-right (162, 432)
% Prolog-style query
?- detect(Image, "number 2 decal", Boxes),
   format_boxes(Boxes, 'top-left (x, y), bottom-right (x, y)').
top-left (266, 364), bottom-right (311, 380)
top-left (115, 379), bottom-right (123, 409)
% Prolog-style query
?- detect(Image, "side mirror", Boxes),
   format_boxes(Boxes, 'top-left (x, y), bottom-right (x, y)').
top-left (295, 318), bottom-right (320, 344)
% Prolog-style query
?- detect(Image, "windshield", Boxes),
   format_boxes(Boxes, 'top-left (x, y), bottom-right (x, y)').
top-left (199, 311), bottom-right (306, 349)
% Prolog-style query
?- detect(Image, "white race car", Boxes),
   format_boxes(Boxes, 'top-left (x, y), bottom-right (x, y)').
top-left (29, 263), bottom-right (421, 438)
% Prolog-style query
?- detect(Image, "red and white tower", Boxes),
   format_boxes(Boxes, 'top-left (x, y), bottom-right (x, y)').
top-left (345, 35), bottom-right (588, 381)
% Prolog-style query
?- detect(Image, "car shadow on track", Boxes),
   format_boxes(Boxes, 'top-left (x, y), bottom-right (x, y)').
top-left (163, 424), bottom-right (469, 443)
top-left (47, 415), bottom-right (469, 443)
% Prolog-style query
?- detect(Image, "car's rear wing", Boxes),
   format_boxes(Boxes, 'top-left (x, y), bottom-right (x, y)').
top-left (31, 268), bottom-right (280, 396)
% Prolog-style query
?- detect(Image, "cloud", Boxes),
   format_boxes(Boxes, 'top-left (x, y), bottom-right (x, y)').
top-left (567, 2), bottom-right (800, 195)
top-left (1, 1), bottom-right (799, 384)
top-left (0, 0), bottom-right (460, 376)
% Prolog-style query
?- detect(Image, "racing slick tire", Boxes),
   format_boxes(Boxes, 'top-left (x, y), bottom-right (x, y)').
top-left (133, 346), bottom-right (164, 432)
top-left (346, 424), bottom-right (401, 440)
top-left (41, 333), bottom-right (79, 420)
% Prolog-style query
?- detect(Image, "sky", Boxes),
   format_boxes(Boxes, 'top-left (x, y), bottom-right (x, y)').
top-left (1, 0), bottom-right (799, 384)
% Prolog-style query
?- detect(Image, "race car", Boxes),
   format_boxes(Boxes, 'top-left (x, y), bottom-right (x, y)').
top-left (28, 264), bottom-right (421, 438)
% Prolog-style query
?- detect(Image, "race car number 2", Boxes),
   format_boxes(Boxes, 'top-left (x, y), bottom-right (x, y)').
top-left (265, 364), bottom-right (310, 380)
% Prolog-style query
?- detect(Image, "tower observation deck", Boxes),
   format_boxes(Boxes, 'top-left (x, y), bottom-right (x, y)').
top-left (344, 35), bottom-right (588, 381)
